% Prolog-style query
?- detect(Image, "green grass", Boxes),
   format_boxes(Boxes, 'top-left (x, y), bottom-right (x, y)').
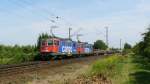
top-left (128, 55), bottom-right (150, 84)
top-left (81, 55), bottom-right (127, 84)
top-left (87, 55), bottom-right (125, 77)
top-left (81, 54), bottom-right (150, 84)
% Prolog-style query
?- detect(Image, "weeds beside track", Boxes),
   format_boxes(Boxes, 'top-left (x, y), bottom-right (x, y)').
top-left (0, 55), bottom-right (108, 78)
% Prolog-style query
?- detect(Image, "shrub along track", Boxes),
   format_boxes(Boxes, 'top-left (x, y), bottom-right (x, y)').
top-left (0, 54), bottom-right (108, 79)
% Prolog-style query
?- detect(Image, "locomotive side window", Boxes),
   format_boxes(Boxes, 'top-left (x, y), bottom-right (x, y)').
top-left (73, 43), bottom-right (76, 47)
top-left (48, 40), bottom-right (53, 45)
top-left (66, 42), bottom-right (69, 46)
top-left (79, 44), bottom-right (82, 48)
top-left (81, 44), bottom-right (83, 48)
top-left (57, 41), bottom-right (59, 45)
top-left (54, 40), bottom-right (57, 45)
top-left (68, 42), bottom-right (71, 46)
top-left (87, 45), bottom-right (89, 48)
top-left (62, 41), bottom-right (65, 45)
top-left (77, 43), bottom-right (80, 47)
top-left (63, 41), bottom-right (66, 46)
top-left (54, 40), bottom-right (59, 45)
top-left (85, 44), bottom-right (87, 48)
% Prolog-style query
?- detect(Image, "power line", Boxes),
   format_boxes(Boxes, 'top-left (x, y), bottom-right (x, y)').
top-left (7, 0), bottom-right (86, 40)
top-left (95, 28), bottom-right (106, 39)
top-left (7, 0), bottom-right (56, 21)
top-left (50, 25), bottom-right (58, 37)
top-left (70, 27), bottom-right (83, 37)
top-left (18, 0), bottom-right (74, 27)
top-left (3, 0), bottom-right (31, 18)
top-left (9, 0), bottom-right (83, 28)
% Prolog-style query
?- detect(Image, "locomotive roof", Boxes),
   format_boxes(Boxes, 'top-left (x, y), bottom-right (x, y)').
top-left (42, 37), bottom-right (92, 45)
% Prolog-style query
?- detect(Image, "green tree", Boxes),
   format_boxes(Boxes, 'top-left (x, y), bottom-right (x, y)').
top-left (141, 27), bottom-right (150, 58)
top-left (124, 43), bottom-right (132, 50)
top-left (36, 33), bottom-right (60, 50)
top-left (123, 43), bottom-right (132, 54)
top-left (37, 33), bottom-right (51, 50)
top-left (93, 40), bottom-right (108, 50)
top-left (133, 26), bottom-right (150, 59)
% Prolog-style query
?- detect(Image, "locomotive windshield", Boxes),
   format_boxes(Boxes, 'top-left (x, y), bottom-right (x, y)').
top-left (41, 39), bottom-right (53, 46)
top-left (41, 40), bottom-right (47, 46)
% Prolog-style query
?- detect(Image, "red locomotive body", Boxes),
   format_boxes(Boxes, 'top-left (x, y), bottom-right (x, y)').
top-left (40, 38), bottom-right (59, 53)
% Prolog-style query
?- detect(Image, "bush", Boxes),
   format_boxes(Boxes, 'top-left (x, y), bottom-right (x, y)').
top-left (133, 27), bottom-right (150, 59)
top-left (0, 45), bottom-right (38, 64)
top-left (87, 55), bottom-right (125, 77)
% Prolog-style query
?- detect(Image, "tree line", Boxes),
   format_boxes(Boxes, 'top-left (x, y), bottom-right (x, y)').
top-left (133, 26), bottom-right (150, 60)
top-left (6, 24), bottom-right (150, 65)
top-left (0, 45), bottom-right (37, 64)
top-left (0, 33), bottom-right (51, 64)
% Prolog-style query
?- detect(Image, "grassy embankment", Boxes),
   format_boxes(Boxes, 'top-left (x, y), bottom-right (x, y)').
top-left (70, 54), bottom-right (150, 84)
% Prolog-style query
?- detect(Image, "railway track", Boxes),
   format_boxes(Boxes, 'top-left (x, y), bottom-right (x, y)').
top-left (0, 55), bottom-right (107, 77)
top-left (0, 50), bottom-right (120, 78)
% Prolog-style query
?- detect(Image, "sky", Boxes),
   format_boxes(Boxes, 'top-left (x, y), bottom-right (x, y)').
top-left (0, 0), bottom-right (150, 48)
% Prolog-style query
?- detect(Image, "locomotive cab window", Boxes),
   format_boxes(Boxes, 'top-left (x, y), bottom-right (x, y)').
top-left (41, 40), bottom-right (47, 46)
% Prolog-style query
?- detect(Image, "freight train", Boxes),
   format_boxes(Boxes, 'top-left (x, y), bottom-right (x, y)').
top-left (40, 37), bottom-right (93, 60)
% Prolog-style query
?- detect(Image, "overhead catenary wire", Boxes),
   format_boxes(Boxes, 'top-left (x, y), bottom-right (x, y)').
top-left (7, 0), bottom-right (58, 21)
top-left (14, 0), bottom-right (80, 29)
top-left (6, 0), bottom-right (89, 42)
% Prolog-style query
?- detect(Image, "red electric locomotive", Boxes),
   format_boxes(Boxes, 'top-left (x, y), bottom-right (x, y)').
top-left (40, 38), bottom-right (59, 53)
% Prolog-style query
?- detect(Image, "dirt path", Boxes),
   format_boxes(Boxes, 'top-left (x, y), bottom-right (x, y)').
top-left (28, 62), bottom-right (89, 84)
top-left (0, 56), bottom-right (102, 84)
